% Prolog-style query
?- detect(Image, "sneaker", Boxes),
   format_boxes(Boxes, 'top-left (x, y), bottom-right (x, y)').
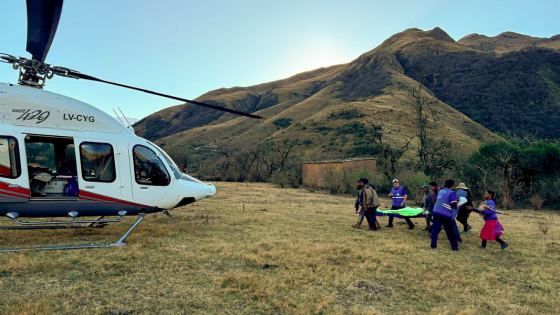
top-left (478, 246), bottom-right (486, 249)
top-left (466, 225), bottom-right (473, 232)
top-left (451, 248), bottom-right (459, 251)
top-left (385, 225), bottom-right (393, 228)
top-left (352, 224), bottom-right (361, 229)
top-left (460, 231), bottom-right (468, 235)
top-left (501, 243), bottom-right (509, 250)
top-left (408, 225), bottom-right (415, 230)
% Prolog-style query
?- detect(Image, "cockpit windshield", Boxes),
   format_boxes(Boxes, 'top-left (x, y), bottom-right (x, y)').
top-left (147, 141), bottom-right (182, 180)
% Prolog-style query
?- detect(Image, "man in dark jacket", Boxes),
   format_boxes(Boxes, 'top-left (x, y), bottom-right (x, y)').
top-left (420, 184), bottom-right (434, 231)
top-left (354, 178), bottom-right (380, 230)
top-left (354, 179), bottom-right (372, 229)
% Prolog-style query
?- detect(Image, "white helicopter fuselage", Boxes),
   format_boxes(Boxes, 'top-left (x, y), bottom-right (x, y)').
top-left (0, 82), bottom-right (215, 218)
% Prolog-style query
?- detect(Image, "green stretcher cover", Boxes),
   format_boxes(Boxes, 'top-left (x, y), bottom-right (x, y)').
top-left (376, 207), bottom-right (425, 218)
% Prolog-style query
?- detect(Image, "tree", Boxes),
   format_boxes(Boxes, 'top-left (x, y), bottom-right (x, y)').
top-left (403, 63), bottom-right (454, 180)
top-left (369, 119), bottom-right (413, 184)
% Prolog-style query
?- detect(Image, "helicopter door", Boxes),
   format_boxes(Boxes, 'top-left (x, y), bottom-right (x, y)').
top-left (77, 140), bottom-right (121, 200)
top-left (129, 144), bottom-right (173, 203)
top-left (0, 135), bottom-right (27, 203)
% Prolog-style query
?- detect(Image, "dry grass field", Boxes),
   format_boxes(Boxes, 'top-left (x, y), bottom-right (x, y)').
top-left (1, 182), bottom-right (559, 314)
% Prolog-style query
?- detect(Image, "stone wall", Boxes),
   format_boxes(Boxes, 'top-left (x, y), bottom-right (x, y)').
top-left (302, 158), bottom-right (376, 187)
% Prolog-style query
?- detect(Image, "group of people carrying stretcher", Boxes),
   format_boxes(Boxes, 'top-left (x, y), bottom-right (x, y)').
top-left (353, 178), bottom-right (508, 251)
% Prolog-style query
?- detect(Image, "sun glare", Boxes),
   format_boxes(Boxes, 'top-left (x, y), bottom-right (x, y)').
top-left (280, 37), bottom-right (355, 77)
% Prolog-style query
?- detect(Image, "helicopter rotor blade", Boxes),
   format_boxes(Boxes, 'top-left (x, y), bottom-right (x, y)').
top-left (26, 0), bottom-right (64, 64)
top-left (52, 67), bottom-right (266, 119)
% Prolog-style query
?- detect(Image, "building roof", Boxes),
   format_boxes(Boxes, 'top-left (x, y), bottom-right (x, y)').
top-left (302, 157), bottom-right (376, 164)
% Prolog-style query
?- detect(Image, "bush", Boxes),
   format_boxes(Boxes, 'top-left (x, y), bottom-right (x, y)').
top-left (328, 109), bottom-right (365, 120)
top-left (273, 118), bottom-right (293, 129)
top-left (529, 193), bottom-right (546, 210)
top-left (323, 170), bottom-right (345, 194)
top-left (271, 171), bottom-right (288, 188)
top-left (500, 186), bottom-right (517, 210)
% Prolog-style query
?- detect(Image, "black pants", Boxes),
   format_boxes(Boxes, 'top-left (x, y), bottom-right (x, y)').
top-left (388, 205), bottom-right (414, 228)
top-left (457, 205), bottom-right (472, 231)
top-left (431, 214), bottom-right (459, 250)
top-left (481, 237), bottom-right (505, 248)
top-left (426, 211), bottom-right (433, 229)
top-left (365, 207), bottom-right (379, 230)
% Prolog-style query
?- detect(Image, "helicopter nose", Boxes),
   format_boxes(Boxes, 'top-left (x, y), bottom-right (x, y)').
top-left (206, 183), bottom-right (216, 196)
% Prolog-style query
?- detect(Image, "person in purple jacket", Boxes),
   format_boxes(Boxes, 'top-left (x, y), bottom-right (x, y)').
top-left (469, 190), bottom-right (509, 250)
top-left (431, 179), bottom-right (459, 250)
top-left (386, 179), bottom-right (415, 229)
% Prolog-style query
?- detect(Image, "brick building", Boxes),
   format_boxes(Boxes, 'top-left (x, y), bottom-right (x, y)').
top-left (302, 157), bottom-right (376, 187)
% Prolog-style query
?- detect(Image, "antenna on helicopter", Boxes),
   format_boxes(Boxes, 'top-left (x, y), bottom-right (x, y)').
top-left (118, 107), bottom-right (132, 128)
top-left (0, 0), bottom-right (265, 119)
top-left (113, 109), bottom-right (126, 126)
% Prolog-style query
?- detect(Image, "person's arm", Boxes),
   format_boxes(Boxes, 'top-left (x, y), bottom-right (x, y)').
top-left (400, 187), bottom-right (407, 206)
top-left (449, 192), bottom-right (458, 209)
top-left (426, 195), bottom-right (434, 211)
top-left (364, 187), bottom-right (374, 208)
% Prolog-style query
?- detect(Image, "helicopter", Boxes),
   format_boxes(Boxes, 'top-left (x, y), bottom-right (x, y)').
top-left (0, 0), bottom-right (263, 252)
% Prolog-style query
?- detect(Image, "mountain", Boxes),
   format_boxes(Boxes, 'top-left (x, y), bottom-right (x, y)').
top-left (134, 27), bottom-right (560, 164)
top-left (458, 32), bottom-right (560, 54)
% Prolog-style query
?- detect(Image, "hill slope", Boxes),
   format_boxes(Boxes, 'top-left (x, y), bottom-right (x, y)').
top-left (458, 32), bottom-right (560, 54)
top-left (135, 28), bottom-right (492, 163)
top-left (134, 27), bottom-right (560, 163)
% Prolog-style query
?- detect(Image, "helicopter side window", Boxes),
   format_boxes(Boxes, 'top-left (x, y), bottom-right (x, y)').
top-left (133, 145), bottom-right (170, 186)
top-left (80, 142), bottom-right (116, 183)
top-left (0, 136), bottom-right (21, 179)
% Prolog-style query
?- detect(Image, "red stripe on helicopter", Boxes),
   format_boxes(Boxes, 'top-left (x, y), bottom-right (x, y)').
top-left (79, 190), bottom-right (152, 208)
top-left (0, 190), bottom-right (29, 199)
top-left (0, 180), bottom-right (31, 196)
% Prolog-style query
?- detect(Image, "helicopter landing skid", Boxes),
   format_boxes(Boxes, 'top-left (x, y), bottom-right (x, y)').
top-left (0, 224), bottom-right (107, 230)
top-left (0, 213), bottom-right (146, 253)
top-left (0, 216), bottom-right (111, 230)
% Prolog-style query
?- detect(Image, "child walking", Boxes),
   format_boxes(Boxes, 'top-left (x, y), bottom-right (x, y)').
top-left (469, 190), bottom-right (509, 250)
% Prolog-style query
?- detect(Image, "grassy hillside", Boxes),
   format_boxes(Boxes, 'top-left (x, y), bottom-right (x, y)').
top-left (134, 27), bottom-right (493, 164)
top-left (134, 27), bottom-right (560, 166)
top-left (458, 32), bottom-right (560, 54)
top-left (398, 47), bottom-right (560, 138)
top-left (2, 182), bottom-right (559, 314)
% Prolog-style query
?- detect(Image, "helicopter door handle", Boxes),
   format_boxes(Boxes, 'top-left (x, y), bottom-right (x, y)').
top-left (8, 184), bottom-right (20, 189)
top-left (139, 186), bottom-right (148, 190)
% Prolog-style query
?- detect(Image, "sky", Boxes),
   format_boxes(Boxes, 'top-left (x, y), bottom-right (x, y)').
top-left (1, 0), bottom-right (558, 120)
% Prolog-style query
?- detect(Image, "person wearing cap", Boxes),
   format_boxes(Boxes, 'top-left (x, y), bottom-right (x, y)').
top-left (455, 183), bottom-right (473, 233)
top-left (387, 179), bottom-right (414, 229)
top-left (420, 184), bottom-right (435, 231)
top-left (431, 179), bottom-right (459, 250)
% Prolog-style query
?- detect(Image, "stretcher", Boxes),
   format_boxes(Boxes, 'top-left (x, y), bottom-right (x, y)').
top-left (375, 207), bottom-right (426, 218)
